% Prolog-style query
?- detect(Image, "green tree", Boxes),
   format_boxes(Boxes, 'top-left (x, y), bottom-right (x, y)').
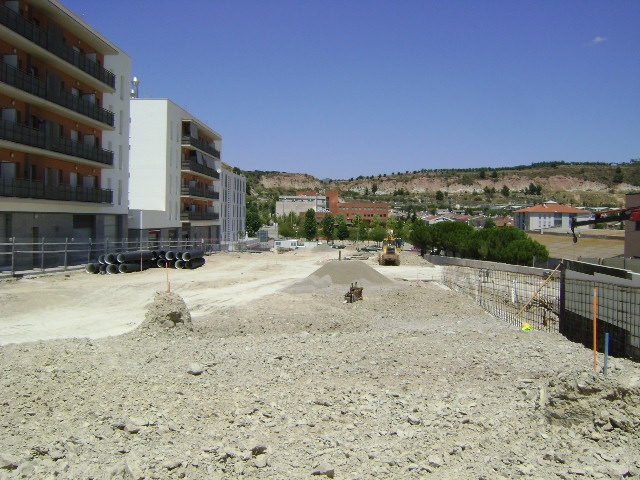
top-left (483, 218), bottom-right (497, 229)
top-left (245, 205), bottom-right (262, 237)
top-left (501, 185), bottom-right (510, 197)
top-left (351, 214), bottom-right (365, 243)
top-left (370, 225), bottom-right (387, 245)
top-left (371, 183), bottom-right (378, 195)
top-left (336, 214), bottom-right (350, 241)
top-left (278, 222), bottom-right (296, 238)
top-left (321, 212), bottom-right (335, 243)
top-left (302, 209), bottom-right (318, 241)
top-left (435, 190), bottom-right (445, 202)
top-left (409, 220), bottom-right (433, 256)
top-left (613, 166), bottom-right (624, 184)
top-left (370, 214), bottom-right (383, 229)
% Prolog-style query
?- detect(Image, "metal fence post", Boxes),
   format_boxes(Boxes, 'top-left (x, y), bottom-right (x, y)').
top-left (41, 237), bottom-right (45, 271)
top-left (88, 238), bottom-right (92, 264)
top-left (11, 237), bottom-right (15, 276)
top-left (64, 237), bottom-right (68, 271)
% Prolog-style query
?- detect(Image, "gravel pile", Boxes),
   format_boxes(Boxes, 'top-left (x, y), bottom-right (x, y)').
top-left (1, 259), bottom-right (639, 479)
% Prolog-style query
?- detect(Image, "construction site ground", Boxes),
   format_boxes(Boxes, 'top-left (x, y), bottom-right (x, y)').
top-left (0, 244), bottom-right (638, 478)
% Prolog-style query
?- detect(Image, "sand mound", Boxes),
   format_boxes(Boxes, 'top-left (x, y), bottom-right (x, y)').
top-left (286, 260), bottom-right (395, 293)
top-left (140, 291), bottom-right (193, 331)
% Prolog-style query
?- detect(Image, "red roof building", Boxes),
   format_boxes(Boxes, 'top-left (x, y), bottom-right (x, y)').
top-left (513, 203), bottom-right (591, 231)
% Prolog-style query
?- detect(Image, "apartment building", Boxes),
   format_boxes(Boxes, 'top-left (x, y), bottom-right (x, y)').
top-left (129, 98), bottom-right (245, 246)
top-left (0, 0), bottom-right (131, 263)
top-left (513, 202), bottom-right (590, 231)
top-left (219, 166), bottom-right (246, 242)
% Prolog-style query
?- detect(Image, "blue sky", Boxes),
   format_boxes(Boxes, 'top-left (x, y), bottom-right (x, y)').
top-left (61, 0), bottom-right (639, 180)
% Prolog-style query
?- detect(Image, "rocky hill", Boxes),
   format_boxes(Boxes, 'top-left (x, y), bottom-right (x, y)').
top-left (245, 161), bottom-right (640, 207)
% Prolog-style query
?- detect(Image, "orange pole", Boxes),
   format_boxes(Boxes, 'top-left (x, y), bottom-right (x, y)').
top-left (593, 288), bottom-right (597, 372)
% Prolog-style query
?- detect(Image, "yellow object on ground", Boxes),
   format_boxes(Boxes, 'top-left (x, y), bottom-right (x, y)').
top-left (522, 323), bottom-right (533, 331)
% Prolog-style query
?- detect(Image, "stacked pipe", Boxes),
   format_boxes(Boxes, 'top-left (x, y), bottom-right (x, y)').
top-left (85, 248), bottom-right (206, 274)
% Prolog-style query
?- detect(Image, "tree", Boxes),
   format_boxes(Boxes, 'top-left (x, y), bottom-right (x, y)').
top-left (435, 190), bottom-right (445, 202)
top-left (302, 209), bottom-right (318, 241)
top-left (351, 214), bottom-right (365, 243)
top-left (371, 183), bottom-right (378, 195)
top-left (409, 220), bottom-right (432, 256)
top-left (370, 225), bottom-right (387, 245)
top-left (336, 214), bottom-right (350, 241)
top-left (321, 212), bottom-right (335, 243)
top-left (278, 222), bottom-right (296, 238)
top-left (501, 185), bottom-right (510, 197)
top-left (245, 205), bottom-right (262, 237)
top-left (483, 218), bottom-right (497, 229)
top-left (613, 166), bottom-right (624, 184)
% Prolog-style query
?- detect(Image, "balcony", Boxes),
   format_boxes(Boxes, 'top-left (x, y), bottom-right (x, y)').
top-left (0, 63), bottom-right (115, 126)
top-left (180, 211), bottom-right (219, 222)
top-left (0, 5), bottom-right (115, 89)
top-left (181, 135), bottom-right (221, 159)
top-left (0, 177), bottom-right (112, 203)
top-left (0, 119), bottom-right (114, 166)
top-left (180, 185), bottom-right (219, 200)
top-left (180, 159), bottom-right (219, 179)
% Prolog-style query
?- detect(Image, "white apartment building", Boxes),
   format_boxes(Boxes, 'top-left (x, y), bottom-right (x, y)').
top-left (513, 202), bottom-right (591, 231)
top-left (0, 0), bottom-right (130, 268)
top-left (219, 166), bottom-right (246, 242)
top-left (129, 98), bottom-right (245, 247)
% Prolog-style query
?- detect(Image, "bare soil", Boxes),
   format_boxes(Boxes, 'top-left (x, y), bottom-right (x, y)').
top-left (0, 245), bottom-right (638, 479)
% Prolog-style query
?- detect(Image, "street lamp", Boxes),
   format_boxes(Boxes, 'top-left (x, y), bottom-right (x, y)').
top-left (130, 76), bottom-right (140, 98)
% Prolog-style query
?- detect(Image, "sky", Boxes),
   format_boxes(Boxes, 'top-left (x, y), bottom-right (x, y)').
top-left (60, 0), bottom-right (639, 180)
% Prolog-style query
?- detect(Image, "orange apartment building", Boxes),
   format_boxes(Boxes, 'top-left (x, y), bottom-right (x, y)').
top-left (0, 0), bottom-right (131, 268)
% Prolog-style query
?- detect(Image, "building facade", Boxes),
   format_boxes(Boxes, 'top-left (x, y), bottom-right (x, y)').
top-left (129, 98), bottom-right (245, 247)
top-left (275, 191), bottom-right (328, 219)
top-left (0, 0), bottom-right (130, 267)
top-left (276, 190), bottom-right (389, 224)
top-left (514, 202), bottom-right (591, 231)
top-left (219, 166), bottom-right (246, 242)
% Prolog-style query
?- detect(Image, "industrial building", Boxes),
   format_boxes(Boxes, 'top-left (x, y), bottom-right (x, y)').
top-left (276, 190), bottom-right (389, 224)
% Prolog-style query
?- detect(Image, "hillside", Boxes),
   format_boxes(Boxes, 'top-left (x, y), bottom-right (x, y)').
top-left (245, 161), bottom-right (640, 208)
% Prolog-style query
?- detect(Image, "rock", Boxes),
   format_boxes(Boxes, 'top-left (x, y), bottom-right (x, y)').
top-left (253, 454), bottom-right (268, 468)
top-left (187, 363), bottom-right (204, 375)
top-left (311, 465), bottom-right (334, 477)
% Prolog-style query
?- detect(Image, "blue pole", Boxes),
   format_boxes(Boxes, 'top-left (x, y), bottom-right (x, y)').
top-left (603, 332), bottom-right (609, 375)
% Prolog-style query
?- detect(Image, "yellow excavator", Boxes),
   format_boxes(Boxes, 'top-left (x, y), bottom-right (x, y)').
top-left (378, 231), bottom-right (401, 266)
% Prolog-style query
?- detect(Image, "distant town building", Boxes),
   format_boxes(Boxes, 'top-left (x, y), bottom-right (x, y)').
top-left (514, 202), bottom-right (590, 231)
top-left (276, 190), bottom-right (389, 223)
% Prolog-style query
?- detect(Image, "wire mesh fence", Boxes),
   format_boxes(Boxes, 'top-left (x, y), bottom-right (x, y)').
top-left (0, 237), bottom-right (254, 277)
top-left (441, 264), bottom-right (561, 332)
top-left (561, 277), bottom-right (640, 361)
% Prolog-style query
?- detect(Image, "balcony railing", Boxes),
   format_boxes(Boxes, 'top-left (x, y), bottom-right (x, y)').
top-left (0, 119), bottom-right (114, 166)
top-left (180, 159), bottom-right (219, 179)
top-left (0, 63), bottom-right (115, 126)
top-left (181, 135), bottom-right (221, 159)
top-left (0, 177), bottom-right (112, 203)
top-left (180, 185), bottom-right (219, 199)
top-left (0, 5), bottom-right (116, 89)
top-left (180, 211), bottom-right (219, 222)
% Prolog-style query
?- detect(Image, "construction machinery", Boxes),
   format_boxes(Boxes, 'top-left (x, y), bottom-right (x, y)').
top-left (378, 233), bottom-right (401, 266)
top-left (570, 206), bottom-right (640, 242)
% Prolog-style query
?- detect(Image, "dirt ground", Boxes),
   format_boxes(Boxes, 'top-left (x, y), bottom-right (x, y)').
top-left (529, 231), bottom-right (625, 260)
top-left (0, 245), bottom-right (638, 479)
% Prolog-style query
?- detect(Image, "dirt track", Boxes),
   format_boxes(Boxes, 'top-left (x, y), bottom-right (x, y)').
top-left (0, 246), bottom-right (638, 479)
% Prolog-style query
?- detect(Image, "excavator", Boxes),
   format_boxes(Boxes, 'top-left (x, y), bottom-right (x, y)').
top-left (570, 206), bottom-right (640, 242)
top-left (378, 231), bottom-right (401, 266)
